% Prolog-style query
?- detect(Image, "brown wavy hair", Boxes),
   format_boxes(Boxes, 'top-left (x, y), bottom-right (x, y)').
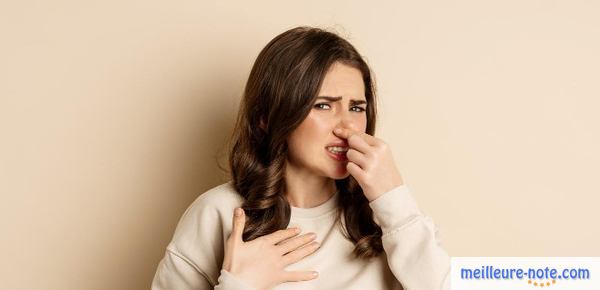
top-left (226, 26), bottom-right (383, 259)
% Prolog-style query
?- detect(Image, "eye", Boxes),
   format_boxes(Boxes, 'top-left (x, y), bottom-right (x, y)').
top-left (314, 103), bottom-right (331, 110)
top-left (351, 106), bottom-right (366, 112)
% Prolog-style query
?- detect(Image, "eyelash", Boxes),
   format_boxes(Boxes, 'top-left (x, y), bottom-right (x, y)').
top-left (314, 103), bottom-right (366, 112)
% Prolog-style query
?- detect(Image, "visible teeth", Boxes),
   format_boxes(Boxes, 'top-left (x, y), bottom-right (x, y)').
top-left (327, 146), bottom-right (348, 153)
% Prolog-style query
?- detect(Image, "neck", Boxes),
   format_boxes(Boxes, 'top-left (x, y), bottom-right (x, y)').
top-left (284, 162), bottom-right (336, 208)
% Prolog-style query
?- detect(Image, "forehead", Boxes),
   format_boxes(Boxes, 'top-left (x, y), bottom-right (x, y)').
top-left (318, 62), bottom-right (365, 100)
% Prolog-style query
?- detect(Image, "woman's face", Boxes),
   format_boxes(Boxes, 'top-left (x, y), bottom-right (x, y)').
top-left (286, 62), bottom-right (368, 180)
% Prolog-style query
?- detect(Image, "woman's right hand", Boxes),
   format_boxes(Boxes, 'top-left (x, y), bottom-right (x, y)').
top-left (221, 207), bottom-right (320, 290)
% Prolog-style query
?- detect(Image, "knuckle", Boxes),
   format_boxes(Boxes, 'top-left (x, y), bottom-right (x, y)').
top-left (279, 239), bottom-right (292, 248)
top-left (258, 238), bottom-right (271, 247)
top-left (301, 236), bottom-right (314, 245)
top-left (281, 254), bottom-right (293, 265)
top-left (294, 236), bottom-right (307, 246)
top-left (283, 275), bottom-right (294, 283)
top-left (298, 245), bottom-right (312, 255)
top-left (288, 228), bottom-right (299, 236)
top-left (264, 234), bottom-right (275, 242)
top-left (290, 249), bottom-right (302, 259)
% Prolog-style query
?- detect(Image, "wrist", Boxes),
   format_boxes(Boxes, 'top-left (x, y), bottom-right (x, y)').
top-left (222, 269), bottom-right (266, 290)
top-left (364, 181), bottom-right (405, 202)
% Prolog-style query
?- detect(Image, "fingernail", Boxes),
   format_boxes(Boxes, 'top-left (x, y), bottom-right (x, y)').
top-left (312, 271), bottom-right (319, 277)
top-left (235, 208), bottom-right (242, 216)
top-left (334, 128), bottom-right (342, 134)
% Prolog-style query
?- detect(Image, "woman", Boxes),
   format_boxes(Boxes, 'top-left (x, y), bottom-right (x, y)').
top-left (152, 26), bottom-right (450, 290)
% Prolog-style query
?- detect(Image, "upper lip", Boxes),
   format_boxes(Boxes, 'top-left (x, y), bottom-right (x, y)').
top-left (325, 140), bottom-right (348, 148)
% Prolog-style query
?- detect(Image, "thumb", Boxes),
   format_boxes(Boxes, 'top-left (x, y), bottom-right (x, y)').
top-left (231, 207), bottom-right (246, 242)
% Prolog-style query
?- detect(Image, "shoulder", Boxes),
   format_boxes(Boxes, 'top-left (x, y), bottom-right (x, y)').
top-left (171, 181), bottom-right (243, 241)
top-left (166, 181), bottom-right (244, 276)
top-left (186, 181), bottom-right (244, 216)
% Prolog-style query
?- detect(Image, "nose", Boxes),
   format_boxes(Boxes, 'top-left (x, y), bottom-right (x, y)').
top-left (334, 111), bottom-right (359, 132)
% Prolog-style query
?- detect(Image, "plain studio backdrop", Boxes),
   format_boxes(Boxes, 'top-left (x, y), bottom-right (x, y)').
top-left (1, 0), bottom-right (598, 289)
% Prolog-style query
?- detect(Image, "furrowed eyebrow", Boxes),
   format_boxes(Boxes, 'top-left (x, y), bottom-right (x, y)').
top-left (350, 100), bottom-right (367, 106)
top-left (316, 96), bottom-right (367, 106)
top-left (316, 96), bottom-right (342, 102)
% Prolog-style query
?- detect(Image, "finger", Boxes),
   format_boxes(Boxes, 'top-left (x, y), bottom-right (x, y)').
top-left (334, 128), bottom-right (379, 147)
top-left (282, 270), bottom-right (319, 282)
top-left (264, 227), bottom-right (301, 245)
top-left (346, 133), bottom-right (371, 155)
top-left (282, 241), bottom-right (320, 265)
top-left (357, 131), bottom-right (380, 146)
top-left (276, 232), bottom-right (317, 255)
top-left (347, 161), bottom-right (366, 182)
top-left (346, 148), bottom-right (368, 169)
top-left (231, 207), bottom-right (246, 242)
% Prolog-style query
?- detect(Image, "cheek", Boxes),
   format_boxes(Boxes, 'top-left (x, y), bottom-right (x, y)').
top-left (287, 114), bottom-right (332, 157)
top-left (349, 114), bottom-right (368, 133)
top-left (295, 113), bottom-right (331, 141)
top-left (360, 116), bottom-right (368, 132)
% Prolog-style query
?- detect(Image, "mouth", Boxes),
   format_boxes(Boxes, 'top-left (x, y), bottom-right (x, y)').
top-left (326, 146), bottom-right (349, 153)
top-left (325, 146), bottom-right (349, 161)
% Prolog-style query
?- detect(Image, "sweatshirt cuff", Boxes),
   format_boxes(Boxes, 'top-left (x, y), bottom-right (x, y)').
top-left (217, 269), bottom-right (259, 290)
top-left (368, 184), bottom-right (423, 234)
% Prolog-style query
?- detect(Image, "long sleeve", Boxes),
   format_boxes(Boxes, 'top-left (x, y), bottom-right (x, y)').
top-left (152, 248), bottom-right (212, 289)
top-left (151, 246), bottom-right (259, 290)
top-left (150, 182), bottom-right (259, 290)
top-left (368, 185), bottom-right (451, 290)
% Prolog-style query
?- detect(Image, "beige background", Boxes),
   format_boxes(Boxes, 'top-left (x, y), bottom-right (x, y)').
top-left (1, 0), bottom-right (599, 289)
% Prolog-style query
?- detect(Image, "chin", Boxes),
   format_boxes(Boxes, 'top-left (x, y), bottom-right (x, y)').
top-left (328, 164), bottom-right (350, 180)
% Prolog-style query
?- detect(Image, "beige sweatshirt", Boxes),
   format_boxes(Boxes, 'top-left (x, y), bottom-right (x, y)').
top-left (151, 181), bottom-right (450, 290)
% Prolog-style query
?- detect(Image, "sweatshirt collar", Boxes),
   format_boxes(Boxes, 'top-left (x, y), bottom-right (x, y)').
top-left (290, 190), bottom-right (339, 219)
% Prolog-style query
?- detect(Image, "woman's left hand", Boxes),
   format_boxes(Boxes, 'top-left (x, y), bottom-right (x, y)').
top-left (333, 128), bottom-right (405, 202)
